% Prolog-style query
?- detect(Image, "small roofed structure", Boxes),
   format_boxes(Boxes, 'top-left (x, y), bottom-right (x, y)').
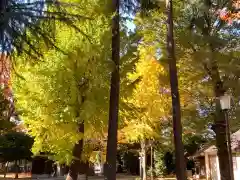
top-left (191, 130), bottom-right (240, 180)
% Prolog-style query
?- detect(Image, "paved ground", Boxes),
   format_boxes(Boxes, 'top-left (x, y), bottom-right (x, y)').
top-left (88, 175), bottom-right (137, 180)
top-left (0, 177), bottom-right (137, 180)
top-left (0, 174), bottom-right (138, 180)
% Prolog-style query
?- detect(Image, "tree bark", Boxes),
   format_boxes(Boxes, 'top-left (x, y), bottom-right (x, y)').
top-left (66, 123), bottom-right (85, 180)
top-left (210, 55), bottom-right (232, 180)
top-left (4, 162), bottom-right (8, 178)
top-left (66, 78), bottom-right (87, 180)
top-left (214, 86), bottom-right (232, 180)
top-left (166, 0), bottom-right (187, 180)
top-left (150, 145), bottom-right (153, 180)
top-left (14, 160), bottom-right (19, 179)
top-left (140, 140), bottom-right (147, 180)
top-left (105, 0), bottom-right (120, 179)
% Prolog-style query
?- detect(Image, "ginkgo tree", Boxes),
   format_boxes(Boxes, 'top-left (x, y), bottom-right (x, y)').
top-left (12, 0), bottom-right (111, 179)
top-left (120, 43), bottom-right (169, 180)
top-left (121, 44), bottom-right (170, 141)
top-left (119, 8), bottom-right (214, 178)
top-left (123, 8), bottom-right (209, 140)
top-left (120, 44), bottom-right (199, 179)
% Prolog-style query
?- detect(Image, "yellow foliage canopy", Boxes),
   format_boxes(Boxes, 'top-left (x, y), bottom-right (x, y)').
top-left (121, 44), bottom-right (171, 143)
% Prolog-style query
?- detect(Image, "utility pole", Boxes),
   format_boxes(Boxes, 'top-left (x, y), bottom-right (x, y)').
top-left (166, 0), bottom-right (187, 180)
top-left (226, 111), bottom-right (234, 180)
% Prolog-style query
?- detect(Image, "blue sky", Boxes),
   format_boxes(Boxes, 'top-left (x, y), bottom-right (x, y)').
top-left (126, 20), bottom-right (136, 32)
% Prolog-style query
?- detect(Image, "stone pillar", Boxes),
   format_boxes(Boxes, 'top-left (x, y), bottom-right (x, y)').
top-left (77, 174), bottom-right (87, 180)
top-left (139, 155), bottom-right (142, 179)
top-left (205, 153), bottom-right (210, 180)
top-left (216, 156), bottom-right (221, 180)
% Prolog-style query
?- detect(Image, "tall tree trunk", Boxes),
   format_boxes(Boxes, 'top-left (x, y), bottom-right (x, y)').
top-left (139, 153), bottom-right (142, 178)
top-left (105, 0), bottom-right (120, 179)
top-left (210, 53), bottom-right (233, 180)
top-left (150, 145), bottom-right (154, 180)
top-left (140, 140), bottom-right (147, 180)
top-left (214, 97), bottom-right (232, 180)
top-left (14, 160), bottom-right (19, 179)
top-left (166, 0), bottom-right (187, 180)
top-left (66, 122), bottom-right (85, 180)
top-left (4, 162), bottom-right (9, 178)
top-left (66, 79), bottom-right (87, 180)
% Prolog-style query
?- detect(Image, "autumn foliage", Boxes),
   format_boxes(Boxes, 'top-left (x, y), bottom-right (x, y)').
top-left (219, 0), bottom-right (240, 22)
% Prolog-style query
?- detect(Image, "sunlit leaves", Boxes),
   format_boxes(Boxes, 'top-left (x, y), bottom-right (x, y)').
top-left (12, 0), bottom-right (111, 163)
top-left (121, 43), bottom-right (170, 143)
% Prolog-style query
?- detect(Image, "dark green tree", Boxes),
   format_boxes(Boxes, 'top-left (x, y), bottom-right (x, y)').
top-left (0, 132), bottom-right (34, 178)
top-left (178, 1), bottom-right (240, 179)
top-left (0, 1), bottom-right (91, 179)
top-left (0, 0), bottom-right (89, 57)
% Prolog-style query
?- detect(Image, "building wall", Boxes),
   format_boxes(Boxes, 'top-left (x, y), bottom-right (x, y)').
top-left (234, 156), bottom-right (240, 180)
top-left (209, 155), bottom-right (220, 180)
top-left (5, 159), bottom-right (32, 173)
top-left (208, 154), bottom-right (240, 180)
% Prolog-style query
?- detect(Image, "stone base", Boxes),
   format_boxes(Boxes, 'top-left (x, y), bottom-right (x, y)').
top-left (31, 174), bottom-right (51, 179)
top-left (78, 174), bottom-right (86, 180)
top-left (65, 174), bottom-right (87, 180)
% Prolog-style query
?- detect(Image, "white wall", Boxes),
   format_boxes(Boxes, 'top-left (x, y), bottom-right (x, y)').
top-left (209, 155), bottom-right (220, 180)
top-left (234, 156), bottom-right (240, 180)
top-left (209, 155), bottom-right (240, 180)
